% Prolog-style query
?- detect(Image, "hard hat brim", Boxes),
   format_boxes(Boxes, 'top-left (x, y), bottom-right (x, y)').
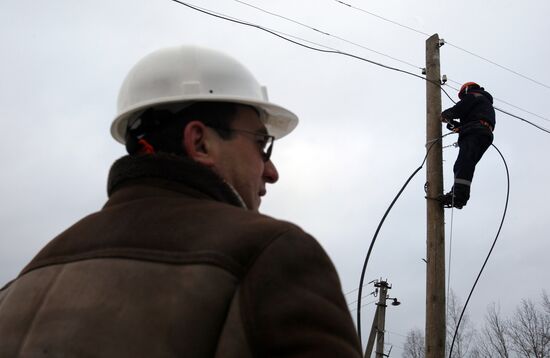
top-left (111, 96), bottom-right (299, 144)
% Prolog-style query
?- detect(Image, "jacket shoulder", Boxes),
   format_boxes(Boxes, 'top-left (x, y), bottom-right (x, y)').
top-left (19, 197), bottom-right (308, 280)
top-left (237, 217), bottom-right (362, 357)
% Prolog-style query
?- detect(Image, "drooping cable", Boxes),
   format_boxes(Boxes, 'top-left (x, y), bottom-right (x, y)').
top-left (494, 101), bottom-right (550, 124)
top-left (444, 42), bottom-right (550, 91)
top-left (171, 0), bottom-right (340, 51)
top-left (332, 0), bottom-right (550, 91)
top-left (446, 191), bottom-right (455, 315)
top-left (347, 296), bottom-right (371, 308)
top-left (344, 283), bottom-right (374, 297)
top-left (442, 142), bottom-right (458, 317)
top-left (168, 0), bottom-right (429, 83)
top-left (170, 0), bottom-right (547, 138)
top-left (356, 138), bottom-right (441, 349)
top-left (232, 0), bottom-right (422, 69)
top-left (332, 0), bottom-right (431, 37)
top-left (172, 2), bottom-right (529, 344)
top-left (442, 83), bottom-right (550, 135)
top-left (494, 106), bottom-right (550, 135)
top-left (446, 78), bottom-right (550, 124)
top-left (448, 143), bottom-right (510, 358)
top-left (349, 299), bottom-right (378, 313)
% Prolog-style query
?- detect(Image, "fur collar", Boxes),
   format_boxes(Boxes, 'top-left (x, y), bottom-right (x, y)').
top-left (107, 153), bottom-right (246, 208)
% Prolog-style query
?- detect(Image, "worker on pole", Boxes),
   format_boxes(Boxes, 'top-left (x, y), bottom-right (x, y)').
top-left (439, 82), bottom-right (495, 209)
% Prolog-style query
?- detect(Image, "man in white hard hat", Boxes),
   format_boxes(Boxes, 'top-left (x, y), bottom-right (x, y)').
top-left (0, 46), bottom-right (362, 357)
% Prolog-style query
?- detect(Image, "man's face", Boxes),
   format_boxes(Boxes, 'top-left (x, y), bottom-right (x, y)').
top-left (210, 106), bottom-right (279, 211)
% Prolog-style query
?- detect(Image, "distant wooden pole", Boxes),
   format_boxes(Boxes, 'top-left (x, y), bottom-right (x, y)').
top-left (425, 33), bottom-right (446, 358)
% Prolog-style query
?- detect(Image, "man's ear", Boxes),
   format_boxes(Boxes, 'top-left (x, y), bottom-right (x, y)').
top-left (183, 121), bottom-right (216, 167)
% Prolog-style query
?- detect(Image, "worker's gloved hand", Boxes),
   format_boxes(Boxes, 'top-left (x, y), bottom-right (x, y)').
top-left (446, 120), bottom-right (460, 131)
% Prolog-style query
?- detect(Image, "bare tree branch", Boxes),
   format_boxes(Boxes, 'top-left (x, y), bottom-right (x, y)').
top-left (476, 303), bottom-right (511, 358)
top-left (447, 290), bottom-right (476, 358)
top-left (403, 328), bottom-right (425, 358)
top-left (508, 298), bottom-right (550, 357)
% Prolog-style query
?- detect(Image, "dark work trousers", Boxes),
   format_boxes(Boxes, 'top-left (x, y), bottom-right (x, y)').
top-left (453, 123), bottom-right (494, 193)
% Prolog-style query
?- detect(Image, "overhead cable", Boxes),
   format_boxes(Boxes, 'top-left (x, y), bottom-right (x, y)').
top-left (387, 330), bottom-right (409, 339)
top-left (443, 82), bottom-right (550, 134)
top-left (495, 106), bottom-right (550, 134)
top-left (232, 0), bottom-right (421, 69)
top-left (173, 1), bottom-right (339, 51)
top-left (332, 0), bottom-right (550, 91)
top-left (448, 143), bottom-right (510, 358)
top-left (348, 299), bottom-right (377, 313)
top-left (333, 0), bottom-right (430, 37)
top-left (446, 194), bottom-right (455, 316)
top-left (347, 292), bottom-right (375, 307)
top-left (355, 138), bottom-right (441, 349)
top-left (446, 78), bottom-right (550, 124)
top-left (170, 2), bottom-right (524, 354)
top-left (344, 283), bottom-right (373, 296)
top-left (168, 0), bottom-right (429, 82)
top-left (170, 0), bottom-right (546, 136)
top-left (445, 42), bottom-right (550, 91)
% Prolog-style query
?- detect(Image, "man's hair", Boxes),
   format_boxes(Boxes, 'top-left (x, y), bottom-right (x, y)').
top-left (125, 102), bottom-right (241, 156)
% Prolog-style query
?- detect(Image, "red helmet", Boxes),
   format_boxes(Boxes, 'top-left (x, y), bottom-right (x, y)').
top-left (458, 82), bottom-right (481, 99)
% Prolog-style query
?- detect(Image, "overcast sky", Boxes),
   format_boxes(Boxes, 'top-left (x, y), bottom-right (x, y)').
top-left (2, 0), bottom-right (550, 355)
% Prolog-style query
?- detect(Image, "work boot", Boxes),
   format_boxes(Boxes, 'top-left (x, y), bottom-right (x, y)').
top-left (438, 184), bottom-right (470, 209)
top-left (438, 191), bottom-right (464, 209)
top-left (452, 183), bottom-right (470, 208)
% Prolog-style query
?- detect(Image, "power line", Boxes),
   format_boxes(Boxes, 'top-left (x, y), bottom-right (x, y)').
top-left (169, 2), bottom-right (533, 353)
top-left (332, 0), bottom-right (430, 37)
top-left (446, 194), bottom-right (456, 316)
top-left (344, 280), bottom-right (384, 298)
top-left (355, 138), bottom-right (442, 348)
top-left (232, 0), bottom-right (421, 69)
top-left (234, 0), bottom-right (550, 123)
top-left (349, 299), bottom-right (377, 313)
top-left (173, 1), bottom-right (340, 52)
top-left (494, 99), bottom-right (550, 124)
top-left (443, 82), bottom-right (550, 134)
top-left (332, 0), bottom-right (550, 91)
top-left (248, 0), bottom-right (550, 126)
top-left (168, 0), bottom-right (429, 81)
top-left (230, 2), bottom-right (550, 132)
top-left (445, 42), bottom-right (550, 91)
top-left (344, 283), bottom-right (373, 296)
top-left (448, 143), bottom-right (510, 358)
top-left (446, 78), bottom-right (550, 124)
top-left (170, 0), bottom-right (549, 136)
top-left (347, 291), bottom-right (375, 307)
top-left (385, 329), bottom-right (409, 339)
top-left (495, 106), bottom-right (550, 134)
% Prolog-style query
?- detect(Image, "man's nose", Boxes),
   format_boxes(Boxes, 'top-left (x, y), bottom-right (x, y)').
top-left (263, 159), bottom-right (279, 184)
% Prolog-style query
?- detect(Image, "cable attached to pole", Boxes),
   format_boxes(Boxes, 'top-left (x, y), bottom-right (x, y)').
top-left (168, 0), bottom-right (433, 82)
top-left (448, 143), bottom-right (510, 358)
top-left (171, 0), bottom-right (548, 137)
top-left (356, 138), bottom-right (441, 349)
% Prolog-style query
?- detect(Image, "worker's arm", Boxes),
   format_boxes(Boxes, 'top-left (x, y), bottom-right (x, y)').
top-left (240, 226), bottom-right (362, 358)
top-left (441, 94), bottom-right (476, 120)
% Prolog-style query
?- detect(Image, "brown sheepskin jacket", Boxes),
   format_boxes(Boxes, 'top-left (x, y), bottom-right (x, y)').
top-left (0, 154), bottom-right (361, 357)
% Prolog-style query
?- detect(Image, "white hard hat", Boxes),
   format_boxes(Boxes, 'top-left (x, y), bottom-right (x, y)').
top-left (111, 45), bottom-right (299, 144)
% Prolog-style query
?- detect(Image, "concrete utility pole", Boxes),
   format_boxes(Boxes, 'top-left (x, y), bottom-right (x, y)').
top-left (364, 280), bottom-right (400, 358)
top-left (375, 281), bottom-right (389, 358)
top-left (425, 33), bottom-right (446, 358)
top-left (364, 309), bottom-right (378, 357)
